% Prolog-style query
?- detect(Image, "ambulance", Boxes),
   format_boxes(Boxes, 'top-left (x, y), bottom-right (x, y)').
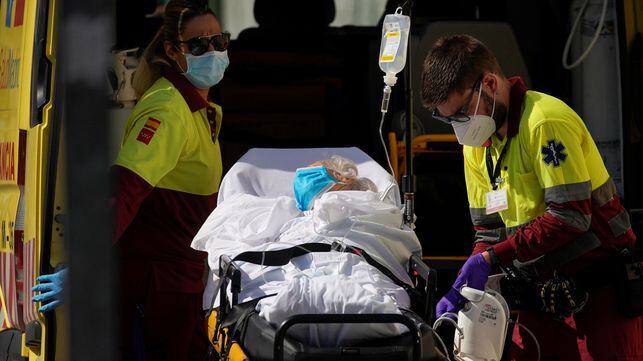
top-left (0, 0), bottom-right (65, 359)
top-left (0, 0), bottom-right (642, 360)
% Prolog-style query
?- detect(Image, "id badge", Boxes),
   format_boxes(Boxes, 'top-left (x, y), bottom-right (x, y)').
top-left (486, 188), bottom-right (509, 215)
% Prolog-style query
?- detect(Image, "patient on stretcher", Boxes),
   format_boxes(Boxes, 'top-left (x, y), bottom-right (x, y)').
top-left (292, 155), bottom-right (379, 211)
top-left (191, 156), bottom-right (421, 347)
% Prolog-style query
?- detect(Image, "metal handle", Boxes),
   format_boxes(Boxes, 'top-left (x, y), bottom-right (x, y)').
top-left (274, 313), bottom-right (422, 361)
top-left (409, 255), bottom-right (437, 321)
top-left (218, 255), bottom-right (242, 312)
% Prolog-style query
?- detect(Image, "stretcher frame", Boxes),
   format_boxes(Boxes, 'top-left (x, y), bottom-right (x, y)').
top-left (205, 146), bottom-right (442, 360)
top-left (211, 249), bottom-right (439, 361)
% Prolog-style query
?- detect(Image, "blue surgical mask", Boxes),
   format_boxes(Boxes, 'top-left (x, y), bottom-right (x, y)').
top-left (293, 166), bottom-right (338, 211)
top-left (182, 50), bottom-right (229, 89)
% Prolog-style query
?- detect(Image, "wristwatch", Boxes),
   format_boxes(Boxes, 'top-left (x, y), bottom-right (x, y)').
top-left (485, 247), bottom-right (500, 266)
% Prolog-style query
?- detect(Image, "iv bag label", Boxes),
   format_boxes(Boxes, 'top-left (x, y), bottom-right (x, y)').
top-left (380, 29), bottom-right (401, 63)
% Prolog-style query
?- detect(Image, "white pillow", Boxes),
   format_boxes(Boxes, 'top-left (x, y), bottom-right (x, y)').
top-left (217, 147), bottom-right (400, 206)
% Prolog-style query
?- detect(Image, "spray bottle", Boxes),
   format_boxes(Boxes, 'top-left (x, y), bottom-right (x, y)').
top-left (113, 48), bottom-right (140, 108)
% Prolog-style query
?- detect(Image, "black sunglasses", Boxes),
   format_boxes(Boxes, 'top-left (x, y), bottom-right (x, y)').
top-left (176, 32), bottom-right (231, 56)
top-left (432, 76), bottom-right (483, 124)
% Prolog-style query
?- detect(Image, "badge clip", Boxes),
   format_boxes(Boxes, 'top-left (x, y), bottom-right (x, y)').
top-left (493, 177), bottom-right (505, 190)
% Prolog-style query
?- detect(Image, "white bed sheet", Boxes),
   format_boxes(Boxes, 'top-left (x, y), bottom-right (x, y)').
top-left (193, 147), bottom-right (418, 346)
top-left (193, 191), bottom-right (421, 346)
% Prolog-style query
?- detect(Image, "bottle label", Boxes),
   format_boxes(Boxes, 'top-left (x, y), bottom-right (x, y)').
top-left (380, 23), bottom-right (401, 63)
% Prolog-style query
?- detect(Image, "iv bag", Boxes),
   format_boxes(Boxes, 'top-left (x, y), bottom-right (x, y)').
top-left (378, 7), bottom-right (410, 86)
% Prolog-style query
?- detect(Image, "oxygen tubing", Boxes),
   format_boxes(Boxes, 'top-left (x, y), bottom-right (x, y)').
top-left (379, 85), bottom-right (397, 179)
top-left (562, 0), bottom-right (609, 70)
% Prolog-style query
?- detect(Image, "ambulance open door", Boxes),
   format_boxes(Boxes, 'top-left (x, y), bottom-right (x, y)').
top-left (0, 0), bottom-right (64, 359)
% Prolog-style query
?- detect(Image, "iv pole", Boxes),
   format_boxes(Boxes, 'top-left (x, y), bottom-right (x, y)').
top-left (401, 0), bottom-right (415, 226)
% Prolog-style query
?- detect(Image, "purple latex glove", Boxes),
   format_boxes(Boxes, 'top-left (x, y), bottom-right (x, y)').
top-left (436, 253), bottom-right (491, 318)
top-left (436, 288), bottom-right (466, 319)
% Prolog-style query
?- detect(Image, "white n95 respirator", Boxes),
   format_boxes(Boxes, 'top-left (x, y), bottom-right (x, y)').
top-left (452, 85), bottom-right (497, 147)
top-left (452, 116), bottom-right (496, 147)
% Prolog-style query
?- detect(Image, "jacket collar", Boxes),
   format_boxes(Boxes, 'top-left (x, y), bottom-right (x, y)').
top-left (506, 76), bottom-right (528, 138)
top-left (163, 67), bottom-right (210, 112)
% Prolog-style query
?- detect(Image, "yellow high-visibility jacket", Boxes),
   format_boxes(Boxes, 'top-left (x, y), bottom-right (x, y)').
top-left (465, 78), bottom-right (634, 267)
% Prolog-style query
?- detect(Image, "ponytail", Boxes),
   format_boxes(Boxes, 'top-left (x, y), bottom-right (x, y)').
top-left (132, 27), bottom-right (171, 97)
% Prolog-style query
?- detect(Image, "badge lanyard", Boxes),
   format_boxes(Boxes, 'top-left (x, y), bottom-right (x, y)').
top-left (485, 139), bottom-right (511, 190)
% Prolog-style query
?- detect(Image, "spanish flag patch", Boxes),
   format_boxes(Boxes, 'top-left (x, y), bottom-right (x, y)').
top-left (136, 118), bottom-right (161, 145)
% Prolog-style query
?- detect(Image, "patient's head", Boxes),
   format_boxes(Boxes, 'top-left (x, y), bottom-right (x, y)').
top-left (294, 155), bottom-right (378, 211)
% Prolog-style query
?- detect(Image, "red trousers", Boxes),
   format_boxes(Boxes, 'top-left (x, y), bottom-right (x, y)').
top-left (510, 286), bottom-right (643, 361)
top-left (118, 262), bottom-right (209, 361)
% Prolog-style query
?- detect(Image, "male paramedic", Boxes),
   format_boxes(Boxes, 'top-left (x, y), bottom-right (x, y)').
top-left (422, 34), bottom-right (642, 360)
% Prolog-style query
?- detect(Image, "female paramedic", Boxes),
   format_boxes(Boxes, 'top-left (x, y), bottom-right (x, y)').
top-left (422, 35), bottom-right (642, 360)
top-left (111, 0), bottom-right (229, 359)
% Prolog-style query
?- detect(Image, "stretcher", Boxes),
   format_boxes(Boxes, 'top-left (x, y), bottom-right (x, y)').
top-left (202, 148), bottom-right (446, 361)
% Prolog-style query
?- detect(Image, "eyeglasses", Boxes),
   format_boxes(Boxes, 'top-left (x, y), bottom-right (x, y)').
top-left (176, 32), bottom-right (231, 56)
top-left (432, 76), bottom-right (483, 124)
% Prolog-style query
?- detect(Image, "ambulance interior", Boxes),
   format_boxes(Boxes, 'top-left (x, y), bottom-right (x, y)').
top-left (64, 0), bottom-right (642, 359)
top-left (109, 0), bottom-right (643, 280)
top-left (0, 0), bottom-right (640, 359)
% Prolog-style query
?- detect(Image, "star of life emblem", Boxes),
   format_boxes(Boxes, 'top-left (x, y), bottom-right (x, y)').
top-left (541, 139), bottom-right (567, 167)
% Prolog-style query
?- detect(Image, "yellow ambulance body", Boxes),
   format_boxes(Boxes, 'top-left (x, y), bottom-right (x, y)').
top-left (0, 0), bottom-right (66, 359)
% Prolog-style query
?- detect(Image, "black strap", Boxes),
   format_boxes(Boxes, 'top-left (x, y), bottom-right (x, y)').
top-left (231, 242), bottom-right (411, 291)
top-left (232, 243), bottom-right (332, 266)
top-left (219, 296), bottom-right (268, 358)
top-left (485, 247), bottom-right (500, 266)
top-left (521, 231), bottom-right (602, 277)
top-left (211, 244), bottom-right (337, 315)
top-left (339, 243), bottom-right (413, 293)
top-left (485, 139), bottom-right (511, 190)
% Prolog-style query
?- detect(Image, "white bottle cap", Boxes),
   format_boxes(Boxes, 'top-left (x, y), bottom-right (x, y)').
top-left (383, 73), bottom-right (398, 87)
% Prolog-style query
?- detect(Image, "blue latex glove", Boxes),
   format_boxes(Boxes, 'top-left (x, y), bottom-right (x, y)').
top-left (32, 268), bottom-right (67, 313)
top-left (436, 253), bottom-right (491, 318)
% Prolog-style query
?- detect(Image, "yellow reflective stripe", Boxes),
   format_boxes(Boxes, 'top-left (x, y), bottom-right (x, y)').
top-left (547, 207), bottom-right (591, 231)
top-left (499, 208), bottom-right (593, 237)
top-left (474, 228), bottom-right (507, 244)
top-left (543, 181), bottom-right (591, 204)
top-left (609, 210), bottom-right (632, 238)
top-left (591, 178), bottom-right (617, 207)
top-left (470, 207), bottom-right (503, 226)
top-left (464, 91), bottom-right (613, 233)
